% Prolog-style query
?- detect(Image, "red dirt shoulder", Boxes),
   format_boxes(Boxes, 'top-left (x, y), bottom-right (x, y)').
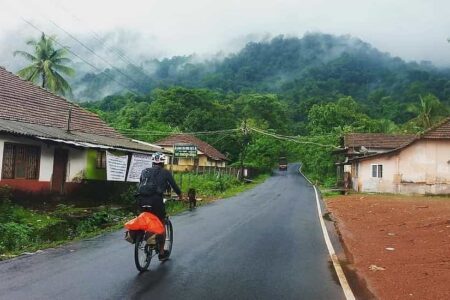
top-left (326, 194), bottom-right (450, 300)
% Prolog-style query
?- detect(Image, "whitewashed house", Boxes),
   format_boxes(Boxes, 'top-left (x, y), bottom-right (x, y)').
top-left (346, 119), bottom-right (450, 195)
top-left (0, 67), bottom-right (165, 195)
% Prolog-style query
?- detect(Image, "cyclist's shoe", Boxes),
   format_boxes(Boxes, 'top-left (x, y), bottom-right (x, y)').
top-left (158, 250), bottom-right (170, 261)
top-left (146, 234), bottom-right (157, 246)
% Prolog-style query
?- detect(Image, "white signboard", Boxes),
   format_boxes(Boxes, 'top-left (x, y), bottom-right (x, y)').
top-left (127, 153), bottom-right (153, 182)
top-left (106, 151), bottom-right (128, 181)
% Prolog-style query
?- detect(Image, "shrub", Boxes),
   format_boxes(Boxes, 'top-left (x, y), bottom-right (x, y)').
top-left (0, 222), bottom-right (32, 252)
top-left (0, 186), bottom-right (12, 205)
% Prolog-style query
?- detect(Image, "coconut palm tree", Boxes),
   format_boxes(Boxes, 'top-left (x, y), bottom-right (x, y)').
top-left (407, 94), bottom-right (449, 130)
top-left (14, 33), bottom-right (75, 96)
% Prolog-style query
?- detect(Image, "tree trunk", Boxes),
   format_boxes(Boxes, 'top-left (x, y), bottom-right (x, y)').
top-left (41, 72), bottom-right (46, 89)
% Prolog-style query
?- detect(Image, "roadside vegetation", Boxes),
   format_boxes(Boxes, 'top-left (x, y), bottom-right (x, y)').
top-left (0, 174), bottom-right (268, 260)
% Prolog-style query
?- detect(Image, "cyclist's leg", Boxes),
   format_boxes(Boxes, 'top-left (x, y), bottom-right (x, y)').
top-left (150, 197), bottom-right (167, 255)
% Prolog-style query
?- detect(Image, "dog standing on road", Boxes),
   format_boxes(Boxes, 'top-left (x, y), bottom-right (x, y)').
top-left (188, 188), bottom-right (196, 209)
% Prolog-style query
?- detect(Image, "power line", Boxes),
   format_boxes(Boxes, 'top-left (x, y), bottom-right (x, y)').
top-left (51, 0), bottom-right (144, 70)
top-left (249, 127), bottom-right (340, 149)
top-left (117, 128), bottom-right (239, 135)
top-left (19, 17), bottom-right (140, 96)
top-left (48, 20), bottom-right (144, 87)
top-left (7, 0), bottom-right (145, 96)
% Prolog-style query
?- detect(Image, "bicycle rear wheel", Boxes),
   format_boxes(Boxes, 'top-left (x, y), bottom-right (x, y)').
top-left (134, 231), bottom-right (152, 272)
top-left (164, 219), bottom-right (173, 257)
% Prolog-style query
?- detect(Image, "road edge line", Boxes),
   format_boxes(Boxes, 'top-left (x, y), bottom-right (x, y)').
top-left (299, 167), bottom-right (356, 300)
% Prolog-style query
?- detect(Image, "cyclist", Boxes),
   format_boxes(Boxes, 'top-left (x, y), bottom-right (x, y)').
top-left (137, 152), bottom-right (182, 261)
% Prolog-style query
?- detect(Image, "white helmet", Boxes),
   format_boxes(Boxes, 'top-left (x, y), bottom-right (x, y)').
top-left (151, 152), bottom-right (166, 164)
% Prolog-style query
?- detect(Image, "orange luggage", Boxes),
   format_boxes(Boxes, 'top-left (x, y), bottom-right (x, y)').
top-left (124, 212), bottom-right (164, 234)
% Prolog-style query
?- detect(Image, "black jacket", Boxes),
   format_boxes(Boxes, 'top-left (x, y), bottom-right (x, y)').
top-left (139, 165), bottom-right (182, 196)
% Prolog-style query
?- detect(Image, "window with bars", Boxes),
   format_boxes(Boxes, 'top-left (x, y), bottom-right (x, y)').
top-left (371, 164), bottom-right (383, 178)
top-left (96, 151), bottom-right (107, 169)
top-left (2, 143), bottom-right (40, 180)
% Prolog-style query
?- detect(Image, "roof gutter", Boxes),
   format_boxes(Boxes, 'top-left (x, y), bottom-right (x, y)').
top-left (35, 136), bottom-right (157, 155)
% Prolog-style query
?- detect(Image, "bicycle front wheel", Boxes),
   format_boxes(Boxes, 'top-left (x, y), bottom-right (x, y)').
top-left (134, 231), bottom-right (152, 272)
top-left (164, 219), bottom-right (173, 257)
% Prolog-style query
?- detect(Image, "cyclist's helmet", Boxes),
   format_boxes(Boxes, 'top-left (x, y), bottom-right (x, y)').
top-left (151, 152), bottom-right (166, 164)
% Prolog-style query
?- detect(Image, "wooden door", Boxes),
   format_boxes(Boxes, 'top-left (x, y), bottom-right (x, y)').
top-left (52, 149), bottom-right (68, 193)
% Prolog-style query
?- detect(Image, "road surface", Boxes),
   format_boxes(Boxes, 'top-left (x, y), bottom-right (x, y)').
top-left (0, 165), bottom-right (344, 300)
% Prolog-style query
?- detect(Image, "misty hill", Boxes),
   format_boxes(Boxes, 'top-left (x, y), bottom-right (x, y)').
top-left (73, 33), bottom-right (450, 118)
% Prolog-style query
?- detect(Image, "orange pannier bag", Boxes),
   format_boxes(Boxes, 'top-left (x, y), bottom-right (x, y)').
top-left (124, 212), bottom-right (164, 234)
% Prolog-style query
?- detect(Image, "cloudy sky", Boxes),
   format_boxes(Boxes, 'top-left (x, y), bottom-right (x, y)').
top-left (1, 0), bottom-right (449, 70)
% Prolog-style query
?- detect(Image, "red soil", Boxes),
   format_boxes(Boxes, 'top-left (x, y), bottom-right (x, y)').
top-left (326, 194), bottom-right (450, 300)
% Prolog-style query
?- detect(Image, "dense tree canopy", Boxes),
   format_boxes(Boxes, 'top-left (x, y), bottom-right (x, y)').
top-left (80, 33), bottom-right (450, 185)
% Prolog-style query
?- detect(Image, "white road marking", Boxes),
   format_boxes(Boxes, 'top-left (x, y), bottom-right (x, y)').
top-left (299, 167), bottom-right (356, 300)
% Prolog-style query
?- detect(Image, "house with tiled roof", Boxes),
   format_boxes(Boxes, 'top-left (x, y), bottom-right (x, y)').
top-left (0, 67), bottom-right (166, 194)
top-left (345, 118), bottom-right (450, 194)
top-left (155, 134), bottom-right (228, 172)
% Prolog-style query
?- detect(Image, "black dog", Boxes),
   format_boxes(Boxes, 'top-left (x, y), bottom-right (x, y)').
top-left (188, 188), bottom-right (196, 209)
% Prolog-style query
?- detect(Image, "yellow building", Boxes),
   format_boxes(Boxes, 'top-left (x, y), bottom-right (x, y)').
top-left (155, 134), bottom-right (228, 172)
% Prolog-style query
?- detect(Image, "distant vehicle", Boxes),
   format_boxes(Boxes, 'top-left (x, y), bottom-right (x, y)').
top-left (279, 157), bottom-right (288, 171)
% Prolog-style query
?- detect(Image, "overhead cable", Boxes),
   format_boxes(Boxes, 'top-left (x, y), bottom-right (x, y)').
top-left (249, 127), bottom-right (340, 149)
top-left (19, 17), bottom-right (140, 96)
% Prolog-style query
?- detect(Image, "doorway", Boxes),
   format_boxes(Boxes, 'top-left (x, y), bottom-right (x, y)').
top-left (52, 148), bottom-right (68, 194)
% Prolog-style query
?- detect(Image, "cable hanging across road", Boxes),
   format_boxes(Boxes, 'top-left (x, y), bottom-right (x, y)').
top-left (249, 127), bottom-right (340, 149)
top-left (117, 128), bottom-right (239, 135)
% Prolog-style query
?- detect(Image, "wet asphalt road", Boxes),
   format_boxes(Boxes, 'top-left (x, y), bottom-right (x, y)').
top-left (0, 165), bottom-right (344, 300)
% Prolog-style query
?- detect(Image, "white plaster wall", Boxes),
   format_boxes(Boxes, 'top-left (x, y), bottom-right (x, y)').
top-left (0, 140), bottom-right (4, 178)
top-left (67, 148), bottom-right (87, 182)
top-left (39, 145), bottom-right (54, 181)
top-left (358, 157), bottom-right (397, 193)
top-left (398, 140), bottom-right (450, 184)
top-left (356, 139), bottom-right (450, 194)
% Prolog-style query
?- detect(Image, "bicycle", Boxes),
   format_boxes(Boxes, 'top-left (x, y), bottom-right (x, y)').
top-left (134, 205), bottom-right (173, 272)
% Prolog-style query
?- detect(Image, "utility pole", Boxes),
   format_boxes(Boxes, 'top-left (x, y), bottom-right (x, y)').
top-left (239, 119), bottom-right (250, 180)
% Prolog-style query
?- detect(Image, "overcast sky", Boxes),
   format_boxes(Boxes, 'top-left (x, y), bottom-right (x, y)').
top-left (1, 0), bottom-right (449, 70)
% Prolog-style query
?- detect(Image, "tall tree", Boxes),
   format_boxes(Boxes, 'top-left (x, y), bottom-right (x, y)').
top-left (14, 33), bottom-right (75, 96)
top-left (407, 94), bottom-right (449, 129)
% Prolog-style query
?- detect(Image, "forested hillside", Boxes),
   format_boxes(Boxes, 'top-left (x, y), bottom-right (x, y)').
top-left (81, 33), bottom-right (450, 185)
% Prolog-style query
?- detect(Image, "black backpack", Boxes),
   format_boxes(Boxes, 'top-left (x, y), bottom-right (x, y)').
top-left (137, 167), bottom-right (162, 196)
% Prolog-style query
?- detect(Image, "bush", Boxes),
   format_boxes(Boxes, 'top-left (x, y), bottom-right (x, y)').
top-left (0, 222), bottom-right (32, 252)
top-left (0, 186), bottom-right (12, 205)
top-left (178, 173), bottom-right (242, 196)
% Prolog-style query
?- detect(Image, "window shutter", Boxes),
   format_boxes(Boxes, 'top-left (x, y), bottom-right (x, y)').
top-left (372, 165), bottom-right (377, 177)
top-left (26, 146), bottom-right (40, 179)
top-left (1, 144), bottom-right (14, 179)
top-left (378, 165), bottom-right (383, 178)
top-left (1, 143), bottom-right (40, 180)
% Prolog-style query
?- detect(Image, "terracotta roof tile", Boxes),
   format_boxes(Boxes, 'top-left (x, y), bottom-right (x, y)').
top-left (0, 67), bottom-right (162, 153)
top-left (422, 117), bottom-right (450, 139)
top-left (0, 119), bottom-right (164, 153)
top-left (344, 133), bottom-right (416, 149)
top-left (0, 67), bottom-right (121, 138)
top-left (155, 134), bottom-right (227, 161)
